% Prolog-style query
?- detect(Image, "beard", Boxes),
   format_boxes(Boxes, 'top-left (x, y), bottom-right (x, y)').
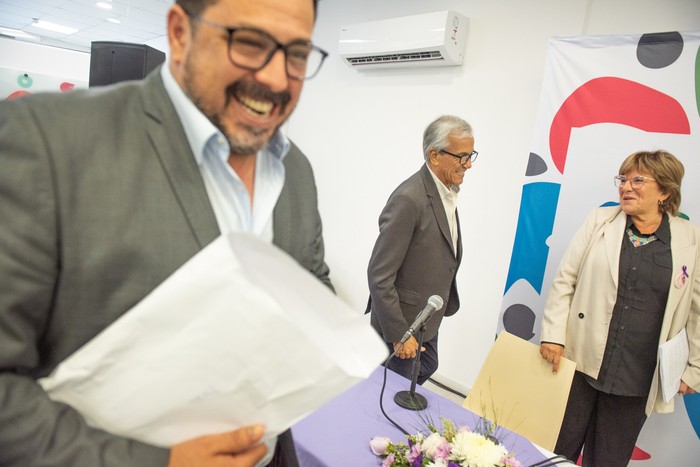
top-left (182, 62), bottom-right (292, 156)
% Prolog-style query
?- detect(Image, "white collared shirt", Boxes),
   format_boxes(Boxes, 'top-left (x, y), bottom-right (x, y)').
top-left (161, 65), bottom-right (285, 466)
top-left (160, 66), bottom-right (288, 241)
top-left (427, 164), bottom-right (460, 256)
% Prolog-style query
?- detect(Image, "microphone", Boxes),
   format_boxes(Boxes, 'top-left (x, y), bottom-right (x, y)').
top-left (393, 294), bottom-right (444, 411)
top-left (399, 295), bottom-right (444, 344)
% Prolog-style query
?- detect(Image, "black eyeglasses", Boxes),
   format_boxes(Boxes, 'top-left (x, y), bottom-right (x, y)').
top-left (183, 9), bottom-right (328, 80)
top-left (439, 149), bottom-right (478, 164)
top-left (613, 175), bottom-right (656, 189)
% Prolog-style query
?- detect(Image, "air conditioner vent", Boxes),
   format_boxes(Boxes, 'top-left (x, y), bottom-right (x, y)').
top-left (347, 50), bottom-right (445, 66)
top-left (339, 11), bottom-right (468, 70)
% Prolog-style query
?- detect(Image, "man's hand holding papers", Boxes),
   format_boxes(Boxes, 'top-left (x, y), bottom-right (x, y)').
top-left (39, 233), bottom-right (388, 449)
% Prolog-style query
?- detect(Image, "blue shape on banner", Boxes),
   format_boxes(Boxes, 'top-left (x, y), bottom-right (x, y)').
top-left (684, 393), bottom-right (700, 439)
top-left (504, 182), bottom-right (560, 295)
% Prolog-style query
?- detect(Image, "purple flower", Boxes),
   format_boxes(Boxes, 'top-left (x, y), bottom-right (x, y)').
top-left (381, 454), bottom-right (395, 467)
top-left (407, 443), bottom-right (423, 463)
top-left (411, 454), bottom-right (424, 467)
top-left (447, 463), bottom-right (461, 467)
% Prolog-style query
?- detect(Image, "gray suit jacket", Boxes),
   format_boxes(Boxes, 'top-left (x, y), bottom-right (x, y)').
top-left (367, 165), bottom-right (462, 343)
top-left (0, 69), bottom-right (331, 466)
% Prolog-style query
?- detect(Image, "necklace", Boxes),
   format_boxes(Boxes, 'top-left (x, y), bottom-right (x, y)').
top-left (626, 228), bottom-right (657, 247)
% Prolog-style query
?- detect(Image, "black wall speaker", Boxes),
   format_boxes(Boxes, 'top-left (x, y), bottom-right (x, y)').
top-left (89, 42), bottom-right (166, 87)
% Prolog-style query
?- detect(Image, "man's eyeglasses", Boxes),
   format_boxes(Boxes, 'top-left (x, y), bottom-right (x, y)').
top-left (439, 149), bottom-right (478, 164)
top-left (613, 175), bottom-right (656, 189)
top-left (183, 9), bottom-right (329, 80)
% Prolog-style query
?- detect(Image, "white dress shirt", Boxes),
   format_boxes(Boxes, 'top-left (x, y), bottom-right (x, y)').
top-left (161, 65), bottom-right (286, 465)
top-left (427, 164), bottom-right (460, 256)
top-left (160, 66), bottom-right (288, 241)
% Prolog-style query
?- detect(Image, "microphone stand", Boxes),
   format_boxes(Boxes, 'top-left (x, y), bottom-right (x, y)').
top-left (394, 321), bottom-right (428, 410)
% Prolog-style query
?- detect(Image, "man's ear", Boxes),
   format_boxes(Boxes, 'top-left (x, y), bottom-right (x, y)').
top-left (167, 5), bottom-right (191, 68)
top-left (428, 148), bottom-right (440, 166)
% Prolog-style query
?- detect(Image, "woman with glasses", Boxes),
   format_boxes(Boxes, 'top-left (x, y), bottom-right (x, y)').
top-left (539, 150), bottom-right (700, 466)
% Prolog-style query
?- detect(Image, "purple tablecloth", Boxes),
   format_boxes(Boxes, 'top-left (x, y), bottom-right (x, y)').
top-left (291, 366), bottom-right (550, 466)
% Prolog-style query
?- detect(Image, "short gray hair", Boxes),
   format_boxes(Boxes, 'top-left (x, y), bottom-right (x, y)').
top-left (422, 115), bottom-right (473, 162)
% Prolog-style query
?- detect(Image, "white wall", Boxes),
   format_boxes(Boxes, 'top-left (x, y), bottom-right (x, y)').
top-left (285, 0), bottom-right (700, 390)
top-left (0, 35), bottom-right (168, 84)
top-left (0, 37), bottom-right (90, 81)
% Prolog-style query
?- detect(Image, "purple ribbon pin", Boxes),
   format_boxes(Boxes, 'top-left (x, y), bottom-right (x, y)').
top-left (682, 265), bottom-right (689, 278)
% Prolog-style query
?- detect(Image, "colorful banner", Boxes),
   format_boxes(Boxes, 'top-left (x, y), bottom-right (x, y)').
top-left (498, 30), bottom-right (700, 464)
top-left (0, 67), bottom-right (87, 100)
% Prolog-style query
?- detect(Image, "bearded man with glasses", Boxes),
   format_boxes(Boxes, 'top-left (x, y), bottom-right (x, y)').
top-left (0, 1), bottom-right (331, 466)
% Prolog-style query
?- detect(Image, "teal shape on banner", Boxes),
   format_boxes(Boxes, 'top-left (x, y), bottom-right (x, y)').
top-left (17, 73), bottom-right (33, 88)
top-left (504, 182), bottom-right (560, 295)
top-left (684, 393), bottom-right (700, 439)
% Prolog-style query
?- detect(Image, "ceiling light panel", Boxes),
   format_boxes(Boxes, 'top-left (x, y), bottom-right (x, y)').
top-left (31, 19), bottom-right (78, 34)
top-left (0, 0), bottom-right (169, 53)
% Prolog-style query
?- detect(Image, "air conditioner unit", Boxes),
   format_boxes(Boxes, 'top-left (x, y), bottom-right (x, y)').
top-left (339, 11), bottom-right (468, 70)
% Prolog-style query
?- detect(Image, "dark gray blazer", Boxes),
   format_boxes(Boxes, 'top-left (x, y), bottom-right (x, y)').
top-left (366, 164), bottom-right (462, 343)
top-left (0, 68), bottom-right (331, 466)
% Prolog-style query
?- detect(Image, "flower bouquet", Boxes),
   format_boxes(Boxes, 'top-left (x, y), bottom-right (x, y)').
top-left (370, 417), bottom-right (522, 467)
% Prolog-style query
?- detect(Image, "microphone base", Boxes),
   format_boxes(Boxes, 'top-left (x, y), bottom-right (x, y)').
top-left (394, 390), bottom-right (428, 410)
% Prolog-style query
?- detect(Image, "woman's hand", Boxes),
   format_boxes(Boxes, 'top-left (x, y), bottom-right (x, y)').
top-left (540, 342), bottom-right (565, 374)
top-left (679, 380), bottom-right (697, 395)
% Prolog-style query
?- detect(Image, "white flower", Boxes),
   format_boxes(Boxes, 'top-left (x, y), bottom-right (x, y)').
top-left (450, 431), bottom-right (508, 467)
top-left (421, 432), bottom-right (448, 458)
top-left (370, 436), bottom-right (391, 456)
top-left (370, 417), bottom-right (520, 467)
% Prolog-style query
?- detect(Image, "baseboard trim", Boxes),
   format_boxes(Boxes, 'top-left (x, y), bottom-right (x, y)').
top-left (427, 373), bottom-right (471, 400)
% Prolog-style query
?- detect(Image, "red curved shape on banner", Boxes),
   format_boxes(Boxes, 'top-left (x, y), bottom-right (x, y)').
top-left (631, 445), bottom-right (652, 460)
top-left (576, 445), bottom-right (651, 465)
top-left (6, 90), bottom-right (30, 100)
top-left (549, 77), bottom-right (691, 174)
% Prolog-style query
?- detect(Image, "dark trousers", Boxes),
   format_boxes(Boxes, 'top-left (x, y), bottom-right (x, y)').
top-left (383, 334), bottom-right (439, 385)
top-left (267, 429), bottom-right (299, 467)
top-left (555, 371), bottom-right (648, 467)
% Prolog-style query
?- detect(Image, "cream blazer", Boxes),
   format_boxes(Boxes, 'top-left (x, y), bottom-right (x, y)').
top-left (541, 206), bottom-right (700, 414)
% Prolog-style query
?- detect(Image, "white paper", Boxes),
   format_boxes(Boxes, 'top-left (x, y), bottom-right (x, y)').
top-left (39, 233), bottom-right (388, 447)
top-left (658, 328), bottom-right (689, 403)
